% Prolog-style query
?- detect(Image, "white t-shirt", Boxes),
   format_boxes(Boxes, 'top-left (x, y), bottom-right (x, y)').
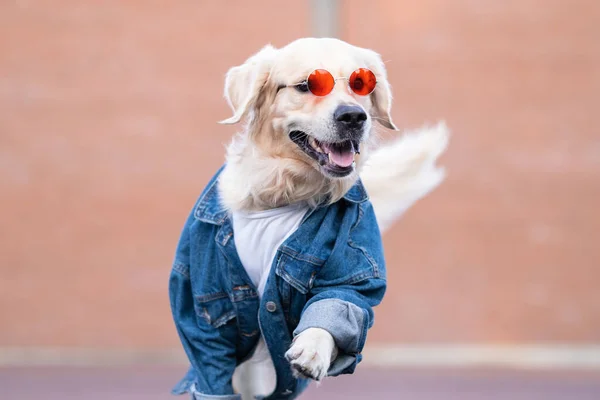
top-left (232, 202), bottom-right (309, 296)
top-left (230, 202), bottom-right (309, 397)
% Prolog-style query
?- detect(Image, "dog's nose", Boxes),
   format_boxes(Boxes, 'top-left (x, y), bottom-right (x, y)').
top-left (334, 105), bottom-right (367, 130)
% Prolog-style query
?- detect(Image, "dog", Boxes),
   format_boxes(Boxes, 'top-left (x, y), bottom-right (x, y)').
top-left (169, 38), bottom-right (448, 400)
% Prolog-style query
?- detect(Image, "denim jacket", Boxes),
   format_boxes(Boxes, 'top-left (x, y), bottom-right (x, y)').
top-left (169, 166), bottom-right (386, 400)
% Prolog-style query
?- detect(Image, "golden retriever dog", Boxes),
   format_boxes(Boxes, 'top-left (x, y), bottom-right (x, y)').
top-left (171, 38), bottom-right (448, 400)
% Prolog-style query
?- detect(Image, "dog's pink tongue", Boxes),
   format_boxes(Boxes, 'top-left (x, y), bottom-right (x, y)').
top-left (322, 144), bottom-right (355, 167)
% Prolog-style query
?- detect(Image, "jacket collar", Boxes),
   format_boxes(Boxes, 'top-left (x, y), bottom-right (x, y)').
top-left (343, 178), bottom-right (369, 203)
top-left (194, 168), bottom-right (369, 225)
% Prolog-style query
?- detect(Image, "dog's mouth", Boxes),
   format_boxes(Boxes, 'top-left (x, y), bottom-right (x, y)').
top-left (289, 131), bottom-right (360, 178)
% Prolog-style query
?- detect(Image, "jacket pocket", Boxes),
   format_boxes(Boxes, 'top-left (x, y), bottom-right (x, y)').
top-left (275, 247), bottom-right (323, 294)
top-left (194, 292), bottom-right (236, 328)
top-left (275, 251), bottom-right (316, 328)
top-left (311, 241), bottom-right (379, 287)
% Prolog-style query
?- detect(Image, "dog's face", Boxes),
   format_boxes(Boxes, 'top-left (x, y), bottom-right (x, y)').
top-left (221, 38), bottom-right (397, 180)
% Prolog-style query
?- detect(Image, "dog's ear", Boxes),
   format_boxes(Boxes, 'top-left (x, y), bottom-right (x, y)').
top-left (366, 51), bottom-right (398, 131)
top-left (219, 45), bottom-right (278, 125)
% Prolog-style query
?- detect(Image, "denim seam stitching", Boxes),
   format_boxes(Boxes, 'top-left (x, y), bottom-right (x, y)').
top-left (173, 262), bottom-right (190, 278)
top-left (196, 292), bottom-right (229, 302)
top-left (347, 239), bottom-right (380, 277)
top-left (276, 258), bottom-right (309, 294)
top-left (349, 202), bottom-right (365, 232)
top-left (280, 246), bottom-right (325, 266)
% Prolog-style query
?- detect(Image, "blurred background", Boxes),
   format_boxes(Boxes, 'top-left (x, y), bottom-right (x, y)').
top-left (1, 1), bottom-right (599, 398)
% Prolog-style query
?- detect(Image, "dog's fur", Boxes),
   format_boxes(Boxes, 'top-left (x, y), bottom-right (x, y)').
top-left (216, 38), bottom-right (448, 399)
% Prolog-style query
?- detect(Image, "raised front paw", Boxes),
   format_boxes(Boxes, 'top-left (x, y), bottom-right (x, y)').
top-left (284, 327), bottom-right (337, 381)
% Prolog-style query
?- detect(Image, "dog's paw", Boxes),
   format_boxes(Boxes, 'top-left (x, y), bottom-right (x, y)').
top-left (284, 328), bottom-right (337, 381)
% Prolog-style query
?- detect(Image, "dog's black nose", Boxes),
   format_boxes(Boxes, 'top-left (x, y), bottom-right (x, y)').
top-left (334, 105), bottom-right (367, 130)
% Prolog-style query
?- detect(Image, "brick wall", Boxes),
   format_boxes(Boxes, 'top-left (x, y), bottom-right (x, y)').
top-left (1, 1), bottom-right (598, 350)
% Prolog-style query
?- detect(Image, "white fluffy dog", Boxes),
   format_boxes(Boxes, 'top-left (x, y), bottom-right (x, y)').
top-left (172, 38), bottom-right (448, 400)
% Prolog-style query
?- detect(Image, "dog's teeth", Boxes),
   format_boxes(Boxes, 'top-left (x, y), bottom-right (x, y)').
top-left (310, 138), bottom-right (324, 153)
top-left (328, 153), bottom-right (332, 163)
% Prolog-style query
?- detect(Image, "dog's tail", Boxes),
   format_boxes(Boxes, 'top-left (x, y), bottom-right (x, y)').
top-left (361, 121), bottom-right (450, 233)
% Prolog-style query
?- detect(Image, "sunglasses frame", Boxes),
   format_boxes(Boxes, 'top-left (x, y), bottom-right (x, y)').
top-left (285, 68), bottom-right (378, 97)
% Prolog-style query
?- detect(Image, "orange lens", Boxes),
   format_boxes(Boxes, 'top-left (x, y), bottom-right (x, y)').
top-left (307, 69), bottom-right (335, 96)
top-left (349, 68), bottom-right (377, 96)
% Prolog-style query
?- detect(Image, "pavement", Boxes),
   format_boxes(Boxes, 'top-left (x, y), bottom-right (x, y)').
top-left (1, 366), bottom-right (599, 400)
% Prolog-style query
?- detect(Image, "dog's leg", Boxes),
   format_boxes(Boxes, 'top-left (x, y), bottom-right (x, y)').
top-left (284, 327), bottom-right (338, 381)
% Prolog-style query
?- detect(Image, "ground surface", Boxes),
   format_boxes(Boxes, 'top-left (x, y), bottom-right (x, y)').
top-left (1, 366), bottom-right (599, 399)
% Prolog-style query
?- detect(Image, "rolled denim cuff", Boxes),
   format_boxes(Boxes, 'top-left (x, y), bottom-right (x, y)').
top-left (294, 298), bottom-right (367, 353)
top-left (190, 384), bottom-right (241, 400)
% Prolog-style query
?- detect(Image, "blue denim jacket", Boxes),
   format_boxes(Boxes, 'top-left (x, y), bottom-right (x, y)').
top-left (169, 167), bottom-right (386, 399)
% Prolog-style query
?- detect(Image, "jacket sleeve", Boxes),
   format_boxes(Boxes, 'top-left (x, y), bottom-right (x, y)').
top-left (169, 212), bottom-right (241, 400)
top-left (293, 201), bottom-right (387, 376)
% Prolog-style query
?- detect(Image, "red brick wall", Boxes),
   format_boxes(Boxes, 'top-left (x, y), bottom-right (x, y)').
top-left (1, 1), bottom-right (598, 349)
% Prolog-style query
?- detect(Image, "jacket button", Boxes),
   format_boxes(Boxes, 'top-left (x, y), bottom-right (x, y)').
top-left (266, 301), bottom-right (277, 312)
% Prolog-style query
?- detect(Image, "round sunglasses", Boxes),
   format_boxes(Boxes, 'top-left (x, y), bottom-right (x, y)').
top-left (285, 68), bottom-right (377, 97)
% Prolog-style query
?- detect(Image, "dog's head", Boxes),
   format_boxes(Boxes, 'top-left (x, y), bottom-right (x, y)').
top-left (220, 38), bottom-right (397, 180)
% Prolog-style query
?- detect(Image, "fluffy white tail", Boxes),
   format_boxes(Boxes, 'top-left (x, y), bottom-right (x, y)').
top-left (361, 121), bottom-right (450, 232)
